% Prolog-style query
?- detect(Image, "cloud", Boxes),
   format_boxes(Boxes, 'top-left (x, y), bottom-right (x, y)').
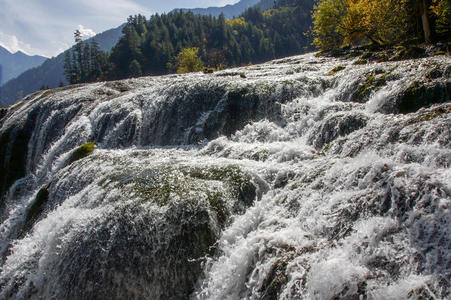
top-left (77, 25), bottom-right (96, 39)
top-left (0, 31), bottom-right (34, 55)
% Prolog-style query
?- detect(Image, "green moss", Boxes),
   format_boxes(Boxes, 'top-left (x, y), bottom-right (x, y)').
top-left (22, 184), bottom-right (50, 235)
top-left (67, 142), bottom-right (95, 165)
top-left (327, 65), bottom-right (346, 76)
top-left (321, 142), bottom-right (331, 153)
top-left (353, 59), bottom-right (368, 65)
top-left (408, 106), bottom-right (450, 124)
top-left (361, 51), bottom-right (376, 59)
top-left (434, 50), bottom-right (446, 56)
top-left (206, 190), bottom-right (227, 225)
top-left (202, 67), bottom-right (215, 74)
top-left (351, 74), bottom-right (375, 103)
top-left (98, 164), bottom-right (256, 227)
top-left (351, 71), bottom-right (389, 103)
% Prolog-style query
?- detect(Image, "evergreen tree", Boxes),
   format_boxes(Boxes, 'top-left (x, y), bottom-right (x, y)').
top-left (129, 59), bottom-right (142, 77)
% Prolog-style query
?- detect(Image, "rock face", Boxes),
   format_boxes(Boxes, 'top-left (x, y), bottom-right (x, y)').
top-left (0, 53), bottom-right (450, 299)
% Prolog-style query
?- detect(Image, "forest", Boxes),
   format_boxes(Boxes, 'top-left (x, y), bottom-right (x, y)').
top-left (64, 0), bottom-right (315, 83)
top-left (64, 0), bottom-right (450, 85)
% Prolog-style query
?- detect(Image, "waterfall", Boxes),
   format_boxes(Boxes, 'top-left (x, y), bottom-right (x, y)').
top-left (0, 53), bottom-right (449, 299)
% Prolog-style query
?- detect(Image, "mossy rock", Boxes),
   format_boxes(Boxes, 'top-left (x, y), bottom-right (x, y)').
top-left (392, 46), bottom-right (426, 61)
top-left (351, 71), bottom-right (390, 103)
top-left (408, 106), bottom-right (451, 124)
top-left (433, 50), bottom-right (447, 56)
top-left (353, 59), bottom-right (368, 65)
top-left (351, 75), bottom-right (375, 103)
top-left (66, 142), bottom-right (96, 165)
top-left (22, 183), bottom-right (50, 235)
top-left (361, 51), bottom-right (374, 59)
top-left (99, 164), bottom-right (259, 228)
top-left (184, 165), bottom-right (258, 208)
top-left (327, 65), bottom-right (346, 76)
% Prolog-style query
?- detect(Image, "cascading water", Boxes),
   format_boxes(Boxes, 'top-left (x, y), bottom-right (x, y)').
top-left (0, 52), bottom-right (449, 299)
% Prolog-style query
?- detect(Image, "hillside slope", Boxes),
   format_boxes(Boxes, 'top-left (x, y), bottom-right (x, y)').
top-left (0, 46), bottom-right (47, 86)
top-left (176, 0), bottom-right (263, 19)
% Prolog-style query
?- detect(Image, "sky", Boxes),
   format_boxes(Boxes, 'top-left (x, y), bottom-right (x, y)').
top-left (0, 0), bottom-right (239, 58)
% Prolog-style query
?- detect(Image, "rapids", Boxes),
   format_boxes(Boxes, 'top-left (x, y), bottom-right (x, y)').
top-left (0, 52), bottom-right (450, 299)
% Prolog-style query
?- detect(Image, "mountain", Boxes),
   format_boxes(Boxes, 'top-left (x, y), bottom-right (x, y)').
top-left (0, 24), bottom-right (124, 106)
top-left (0, 53), bottom-right (449, 298)
top-left (0, 46), bottom-right (47, 86)
top-left (176, 0), bottom-right (267, 19)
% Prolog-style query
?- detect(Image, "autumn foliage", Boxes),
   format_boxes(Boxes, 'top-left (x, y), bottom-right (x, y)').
top-left (312, 0), bottom-right (451, 50)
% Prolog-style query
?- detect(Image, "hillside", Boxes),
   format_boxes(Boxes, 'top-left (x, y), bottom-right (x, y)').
top-left (91, 3), bottom-right (314, 81)
top-left (0, 46), bottom-right (47, 86)
top-left (0, 25), bottom-right (124, 106)
top-left (177, 0), bottom-right (264, 18)
top-left (0, 52), bottom-right (449, 298)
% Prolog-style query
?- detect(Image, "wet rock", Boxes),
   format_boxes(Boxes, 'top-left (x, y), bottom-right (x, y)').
top-left (0, 108), bottom-right (7, 121)
top-left (308, 112), bottom-right (368, 150)
top-left (22, 183), bottom-right (51, 235)
top-left (391, 81), bottom-right (450, 114)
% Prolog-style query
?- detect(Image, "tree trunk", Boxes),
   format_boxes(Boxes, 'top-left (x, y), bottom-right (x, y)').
top-left (419, 0), bottom-right (432, 43)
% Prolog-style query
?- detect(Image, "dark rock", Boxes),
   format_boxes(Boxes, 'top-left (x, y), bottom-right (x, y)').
top-left (426, 68), bottom-right (444, 80)
top-left (395, 81), bottom-right (450, 114)
top-left (392, 46), bottom-right (426, 61)
top-left (0, 108), bottom-right (38, 203)
top-left (0, 108), bottom-right (7, 121)
top-left (22, 183), bottom-right (50, 235)
top-left (308, 112), bottom-right (368, 150)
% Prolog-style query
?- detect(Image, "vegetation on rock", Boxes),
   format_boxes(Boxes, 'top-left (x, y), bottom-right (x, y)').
top-left (327, 65), bottom-right (346, 75)
top-left (22, 183), bottom-right (50, 235)
top-left (66, 142), bottom-right (96, 165)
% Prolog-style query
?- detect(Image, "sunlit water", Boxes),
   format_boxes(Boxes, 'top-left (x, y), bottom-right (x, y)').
top-left (0, 53), bottom-right (450, 299)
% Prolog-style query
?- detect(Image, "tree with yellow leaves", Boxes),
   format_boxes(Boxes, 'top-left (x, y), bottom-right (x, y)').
top-left (312, 0), bottom-right (450, 50)
top-left (173, 47), bottom-right (204, 74)
top-left (342, 0), bottom-right (410, 46)
top-left (312, 0), bottom-right (348, 49)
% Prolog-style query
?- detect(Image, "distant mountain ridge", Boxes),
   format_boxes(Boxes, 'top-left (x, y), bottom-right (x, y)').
top-left (176, 0), bottom-right (263, 19)
top-left (0, 25), bottom-right (124, 106)
top-left (0, 46), bottom-right (47, 86)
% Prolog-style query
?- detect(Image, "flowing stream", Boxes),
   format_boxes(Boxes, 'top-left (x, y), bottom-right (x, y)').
top-left (0, 53), bottom-right (450, 299)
